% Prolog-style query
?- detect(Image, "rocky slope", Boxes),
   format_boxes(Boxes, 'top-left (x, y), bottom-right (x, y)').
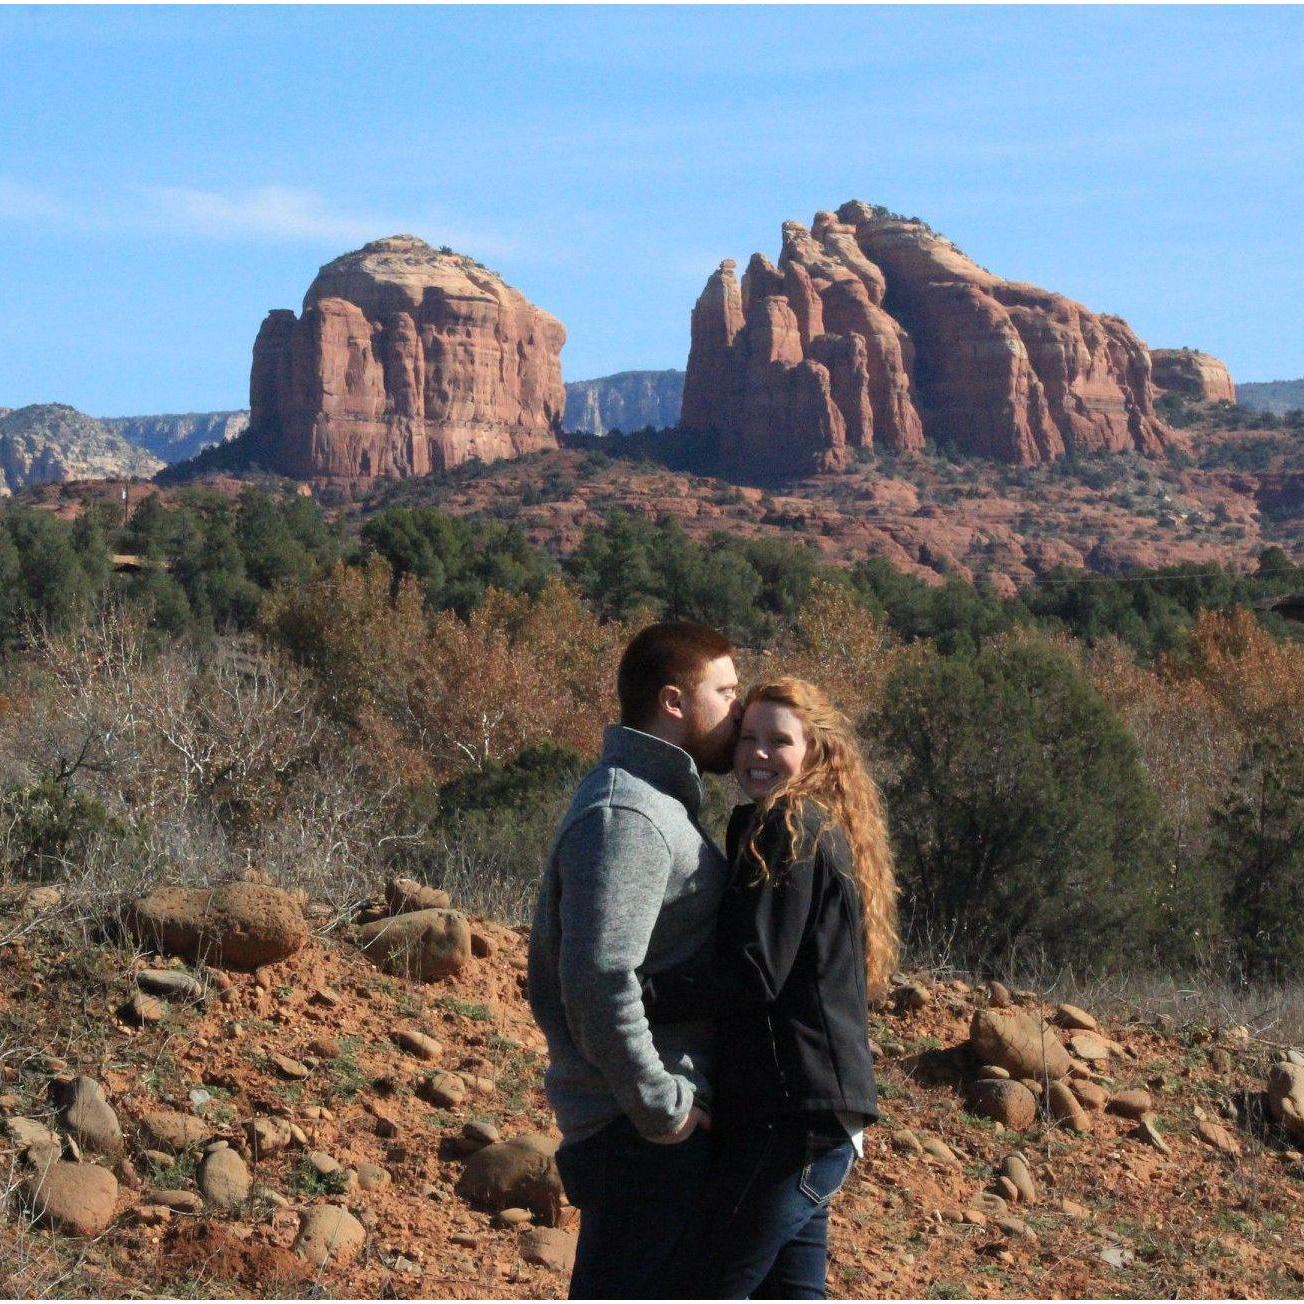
top-left (1, 878), bottom-right (1301, 1300)
top-left (0, 405), bottom-right (163, 495)
top-left (684, 202), bottom-right (1186, 477)
top-left (562, 370), bottom-right (684, 435)
top-left (1151, 350), bottom-right (1236, 403)
top-left (242, 236), bottom-right (566, 488)
top-left (103, 411), bottom-right (250, 464)
top-left (1239, 379), bottom-right (1304, 415)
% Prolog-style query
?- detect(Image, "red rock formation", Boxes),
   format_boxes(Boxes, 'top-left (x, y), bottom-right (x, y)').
top-left (247, 236), bottom-right (565, 485)
top-left (1150, 349), bottom-right (1236, 403)
top-left (684, 201), bottom-right (1176, 471)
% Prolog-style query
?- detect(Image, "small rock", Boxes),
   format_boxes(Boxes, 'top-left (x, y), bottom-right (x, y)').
top-left (470, 931), bottom-right (493, 959)
top-left (994, 1215), bottom-right (1031, 1238)
top-left (918, 1135), bottom-right (961, 1168)
top-left (1195, 1120), bottom-right (1242, 1157)
top-left (456, 1134), bottom-right (562, 1222)
top-left (293, 1206), bottom-right (365, 1266)
top-left (451, 1231), bottom-right (480, 1248)
top-left (1053, 1003), bottom-right (1098, 1032)
top-left (993, 1175), bottom-right (1020, 1203)
top-left (356, 1162), bottom-right (391, 1192)
top-left (52, 1076), bottom-right (123, 1158)
top-left (1047, 1082), bottom-right (1092, 1134)
top-left (135, 1203), bottom-right (171, 1226)
top-left (253, 1183), bottom-right (289, 1208)
top-left (976, 1065), bottom-right (1010, 1080)
top-left (307, 1036), bottom-right (339, 1059)
top-left (24, 885), bottom-right (62, 912)
top-left (968, 1192), bottom-right (1008, 1216)
top-left (892, 982), bottom-right (930, 1013)
top-left (200, 1148), bottom-right (251, 1209)
top-left (1106, 1089), bottom-right (1153, 1121)
top-left (961, 1209), bottom-right (987, 1227)
top-left (1099, 1244), bottom-right (1135, 1268)
top-left (357, 908), bottom-right (472, 982)
top-left (137, 969), bottom-right (205, 1001)
top-left (890, 1129), bottom-right (923, 1156)
top-left (987, 981), bottom-right (1012, 1008)
top-left (384, 876), bottom-right (451, 916)
top-left (1069, 1079), bottom-right (1108, 1112)
top-left (139, 1111), bottom-right (210, 1153)
top-left (4, 1117), bottom-right (59, 1152)
top-left (269, 1053), bottom-right (309, 1081)
top-left (1267, 1062), bottom-right (1304, 1145)
top-left (496, 1206), bottom-right (534, 1227)
top-left (464, 1119), bottom-right (501, 1147)
top-left (395, 1029), bottom-right (442, 1061)
top-left (1135, 1114), bottom-right (1171, 1155)
top-left (970, 1079), bottom-right (1038, 1131)
top-left (309, 986), bottom-right (343, 1007)
top-left (121, 992), bottom-right (168, 1026)
top-left (244, 1116), bottom-right (292, 1159)
top-left (1001, 1153), bottom-right (1037, 1205)
top-left (1286, 1049), bottom-right (1304, 1067)
top-left (307, 1150), bottom-right (341, 1176)
top-left (1057, 1197), bottom-right (1088, 1217)
top-left (418, 1070), bottom-right (466, 1108)
top-left (1068, 1032), bottom-right (1111, 1062)
top-left (521, 1226), bottom-right (577, 1271)
top-left (149, 1187), bottom-right (205, 1214)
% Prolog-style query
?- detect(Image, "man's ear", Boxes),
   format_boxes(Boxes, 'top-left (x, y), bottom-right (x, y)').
top-left (658, 683), bottom-right (685, 720)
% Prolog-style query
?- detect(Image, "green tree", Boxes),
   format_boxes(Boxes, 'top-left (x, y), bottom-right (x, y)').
top-left (875, 636), bottom-right (1172, 971)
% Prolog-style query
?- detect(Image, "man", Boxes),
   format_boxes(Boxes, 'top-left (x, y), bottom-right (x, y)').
top-left (528, 621), bottom-right (742, 1299)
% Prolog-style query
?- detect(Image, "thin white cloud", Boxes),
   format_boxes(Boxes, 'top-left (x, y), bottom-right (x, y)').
top-left (0, 176), bottom-right (519, 259)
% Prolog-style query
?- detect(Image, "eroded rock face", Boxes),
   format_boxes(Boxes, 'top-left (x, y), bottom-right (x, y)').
top-left (247, 236), bottom-right (566, 487)
top-left (683, 201), bottom-right (1177, 471)
top-left (1151, 349), bottom-right (1236, 403)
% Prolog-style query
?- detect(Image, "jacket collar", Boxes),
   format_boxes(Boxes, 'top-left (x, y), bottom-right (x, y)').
top-left (601, 724), bottom-right (705, 817)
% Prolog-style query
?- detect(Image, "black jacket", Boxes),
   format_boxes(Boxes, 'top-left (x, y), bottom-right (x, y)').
top-left (642, 798), bottom-right (878, 1124)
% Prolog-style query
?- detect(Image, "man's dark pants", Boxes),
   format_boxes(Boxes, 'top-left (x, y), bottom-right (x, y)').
top-left (555, 1115), bottom-right (712, 1300)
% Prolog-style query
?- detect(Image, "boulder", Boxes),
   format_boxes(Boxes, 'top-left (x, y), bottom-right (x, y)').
top-left (293, 1206), bottom-right (366, 1267)
top-left (455, 1134), bottom-right (563, 1223)
top-left (1267, 1062), bottom-right (1304, 1145)
top-left (969, 1079), bottom-right (1038, 1131)
top-left (384, 876), bottom-right (451, 915)
top-left (1068, 1079), bottom-right (1108, 1112)
top-left (418, 1071), bottom-right (467, 1108)
top-left (1195, 1120), bottom-right (1242, 1157)
top-left (1068, 1032), bottom-right (1111, 1062)
top-left (126, 882), bottom-right (307, 971)
top-left (357, 909), bottom-right (472, 981)
top-left (51, 1076), bottom-right (123, 1158)
top-left (244, 1116), bottom-right (293, 1159)
top-left (969, 1008), bottom-right (1073, 1081)
top-left (200, 1148), bottom-right (251, 1209)
top-left (25, 1157), bottom-right (118, 1236)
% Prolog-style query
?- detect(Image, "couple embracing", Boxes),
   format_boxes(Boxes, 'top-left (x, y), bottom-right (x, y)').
top-left (528, 621), bottom-right (899, 1300)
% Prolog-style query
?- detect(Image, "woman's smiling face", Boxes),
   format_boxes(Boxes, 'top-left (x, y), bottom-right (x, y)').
top-left (734, 700), bottom-right (808, 801)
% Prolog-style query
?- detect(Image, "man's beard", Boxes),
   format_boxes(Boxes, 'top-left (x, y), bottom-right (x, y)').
top-left (683, 711), bottom-right (739, 775)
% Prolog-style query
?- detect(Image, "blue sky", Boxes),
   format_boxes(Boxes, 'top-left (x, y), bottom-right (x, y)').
top-left (2, 5), bottom-right (1302, 415)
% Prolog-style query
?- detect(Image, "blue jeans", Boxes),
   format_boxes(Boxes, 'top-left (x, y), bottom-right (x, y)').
top-left (673, 1118), bottom-right (857, 1300)
top-left (555, 1114), bottom-right (713, 1300)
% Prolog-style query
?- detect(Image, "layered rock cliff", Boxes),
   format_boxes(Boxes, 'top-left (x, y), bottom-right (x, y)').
top-left (1150, 349), bottom-right (1236, 404)
top-left (683, 202), bottom-right (1177, 474)
top-left (0, 404), bottom-right (163, 495)
top-left (103, 411), bottom-right (250, 464)
top-left (245, 236), bottom-right (565, 485)
top-left (563, 370), bottom-right (684, 435)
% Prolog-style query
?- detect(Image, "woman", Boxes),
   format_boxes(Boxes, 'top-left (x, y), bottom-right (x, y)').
top-left (643, 677), bottom-right (899, 1299)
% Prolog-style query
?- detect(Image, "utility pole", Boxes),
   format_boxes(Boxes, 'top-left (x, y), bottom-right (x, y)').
top-left (122, 482), bottom-right (129, 527)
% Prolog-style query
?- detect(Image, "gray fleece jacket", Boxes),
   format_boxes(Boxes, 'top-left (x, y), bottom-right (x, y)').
top-left (527, 725), bottom-right (729, 1143)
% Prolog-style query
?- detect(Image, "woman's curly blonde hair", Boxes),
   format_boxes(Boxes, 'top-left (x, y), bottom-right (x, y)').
top-left (742, 677), bottom-right (899, 1000)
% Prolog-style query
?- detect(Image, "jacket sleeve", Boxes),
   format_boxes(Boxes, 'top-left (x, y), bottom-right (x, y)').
top-left (644, 808), bottom-right (816, 1023)
top-left (555, 806), bottom-right (697, 1138)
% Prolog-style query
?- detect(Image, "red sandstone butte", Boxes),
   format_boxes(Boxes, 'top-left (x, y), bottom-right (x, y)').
top-left (683, 200), bottom-right (1177, 472)
top-left (246, 236), bottom-right (565, 486)
top-left (1150, 349), bottom-right (1236, 404)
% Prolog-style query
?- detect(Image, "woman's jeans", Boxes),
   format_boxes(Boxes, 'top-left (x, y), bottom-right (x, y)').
top-left (555, 1114), bottom-right (713, 1300)
top-left (673, 1116), bottom-right (858, 1300)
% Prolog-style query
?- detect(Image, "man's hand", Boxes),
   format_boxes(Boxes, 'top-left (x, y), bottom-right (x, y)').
top-left (648, 1104), bottom-right (712, 1145)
